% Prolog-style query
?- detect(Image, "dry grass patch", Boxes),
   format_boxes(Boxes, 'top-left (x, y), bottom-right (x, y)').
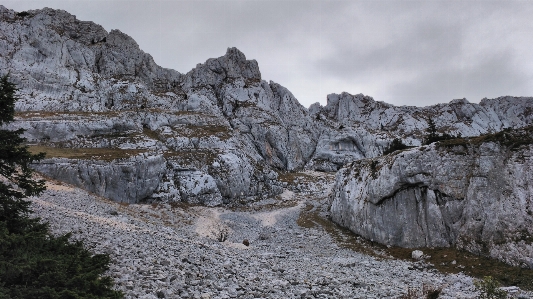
top-left (181, 124), bottom-right (232, 140)
top-left (438, 125), bottom-right (533, 150)
top-left (296, 204), bottom-right (385, 258)
top-left (15, 111), bottom-right (125, 119)
top-left (298, 206), bottom-right (533, 291)
top-left (28, 145), bottom-right (147, 161)
top-left (387, 246), bottom-right (533, 291)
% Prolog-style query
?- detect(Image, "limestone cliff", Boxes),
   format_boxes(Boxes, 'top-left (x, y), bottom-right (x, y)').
top-left (330, 127), bottom-right (533, 268)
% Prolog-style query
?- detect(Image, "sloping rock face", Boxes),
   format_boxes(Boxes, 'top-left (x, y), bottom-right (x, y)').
top-left (330, 127), bottom-right (533, 267)
top-left (32, 154), bottom-right (166, 204)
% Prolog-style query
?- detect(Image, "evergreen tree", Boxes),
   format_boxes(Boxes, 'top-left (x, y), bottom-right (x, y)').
top-left (424, 118), bottom-right (438, 144)
top-left (0, 74), bottom-right (123, 299)
top-left (0, 74), bottom-right (46, 234)
top-left (423, 117), bottom-right (455, 145)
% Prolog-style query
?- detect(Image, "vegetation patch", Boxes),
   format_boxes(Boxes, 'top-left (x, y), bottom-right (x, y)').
top-left (142, 126), bottom-right (162, 141)
top-left (474, 276), bottom-right (507, 299)
top-left (399, 284), bottom-right (442, 299)
top-left (423, 118), bottom-right (457, 145)
top-left (182, 124), bottom-right (232, 140)
top-left (438, 125), bottom-right (533, 150)
top-left (276, 172), bottom-right (319, 185)
top-left (16, 11), bottom-right (31, 17)
top-left (387, 246), bottom-right (533, 291)
top-left (15, 111), bottom-right (125, 119)
top-left (164, 149), bottom-right (219, 165)
top-left (28, 145), bottom-right (147, 161)
top-left (297, 205), bottom-right (387, 258)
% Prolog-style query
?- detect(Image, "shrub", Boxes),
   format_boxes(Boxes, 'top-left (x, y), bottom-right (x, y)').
top-left (383, 138), bottom-right (409, 155)
top-left (474, 276), bottom-right (507, 299)
top-left (16, 11), bottom-right (30, 17)
top-left (423, 118), bottom-right (456, 145)
top-left (399, 284), bottom-right (442, 299)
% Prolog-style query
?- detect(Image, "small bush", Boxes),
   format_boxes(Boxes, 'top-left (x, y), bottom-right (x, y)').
top-left (16, 11), bottom-right (30, 17)
top-left (383, 138), bottom-right (409, 155)
top-left (474, 276), bottom-right (507, 299)
top-left (399, 284), bottom-right (442, 299)
top-left (423, 118), bottom-right (457, 145)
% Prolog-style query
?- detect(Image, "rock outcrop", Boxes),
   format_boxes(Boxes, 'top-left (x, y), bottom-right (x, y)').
top-left (307, 93), bottom-right (533, 170)
top-left (0, 5), bottom-right (313, 204)
top-left (33, 154), bottom-right (166, 204)
top-left (330, 127), bottom-right (533, 267)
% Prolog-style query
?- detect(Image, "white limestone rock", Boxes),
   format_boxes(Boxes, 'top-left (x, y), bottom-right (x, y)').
top-left (3, 4), bottom-right (533, 208)
top-left (411, 250), bottom-right (424, 260)
top-left (33, 153), bottom-right (166, 203)
top-left (306, 92), bottom-right (533, 170)
top-left (330, 127), bottom-right (533, 267)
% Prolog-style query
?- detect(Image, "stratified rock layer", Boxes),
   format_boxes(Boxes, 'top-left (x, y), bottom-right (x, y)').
top-left (330, 127), bottom-right (533, 267)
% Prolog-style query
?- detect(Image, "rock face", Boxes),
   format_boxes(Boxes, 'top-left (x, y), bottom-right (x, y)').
top-left (0, 6), bottom-right (313, 204)
top-left (2, 5), bottom-right (533, 212)
top-left (330, 127), bottom-right (533, 267)
top-left (307, 93), bottom-right (533, 170)
top-left (33, 154), bottom-right (166, 204)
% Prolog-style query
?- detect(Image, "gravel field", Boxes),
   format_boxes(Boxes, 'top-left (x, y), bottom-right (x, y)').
top-left (29, 177), bottom-right (532, 299)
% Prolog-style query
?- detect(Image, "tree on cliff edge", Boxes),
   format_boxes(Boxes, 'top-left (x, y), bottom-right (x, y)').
top-left (0, 74), bottom-right (123, 299)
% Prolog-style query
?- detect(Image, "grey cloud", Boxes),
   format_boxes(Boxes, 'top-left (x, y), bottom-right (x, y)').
top-left (315, 21), bottom-right (464, 78)
top-left (384, 50), bottom-right (531, 106)
top-left (3, 0), bottom-right (533, 107)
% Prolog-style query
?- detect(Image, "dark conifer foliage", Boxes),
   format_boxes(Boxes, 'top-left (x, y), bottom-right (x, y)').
top-left (383, 138), bottom-right (409, 155)
top-left (423, 118), bottom-right (455, 145)
top-left (0, 74), bottom-right (123, 299)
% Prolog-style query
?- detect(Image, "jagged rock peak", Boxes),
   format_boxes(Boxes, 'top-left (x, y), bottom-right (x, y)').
top-left (0, 5), bottom-right (108, 46)
top-left (181, 47), bottom-right (261, 90)
top-left (0, 6), bottom-right (182, 111)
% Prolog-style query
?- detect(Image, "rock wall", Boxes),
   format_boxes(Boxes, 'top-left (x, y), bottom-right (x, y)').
top-left (330, 128), bottom-right (533, 267)
top-left (33, 154), bottom-right (166, 203)
top-left (306, 93), bottom-right (533, 170)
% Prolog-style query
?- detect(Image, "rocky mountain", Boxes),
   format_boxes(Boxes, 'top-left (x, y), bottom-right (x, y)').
top-left (2, 4), bottom-right (533, 270)
top-left (0, 6), bottom-right (319, 205)
top-left (2, 5), bottom-right (533, 204)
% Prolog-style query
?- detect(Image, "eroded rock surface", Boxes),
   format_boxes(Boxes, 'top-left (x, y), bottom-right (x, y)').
top-left (331, 127), bottom-right (533, 267)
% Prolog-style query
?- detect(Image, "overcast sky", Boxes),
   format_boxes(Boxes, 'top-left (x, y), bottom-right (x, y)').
top-left (4, 0), bottom-right (533, 108)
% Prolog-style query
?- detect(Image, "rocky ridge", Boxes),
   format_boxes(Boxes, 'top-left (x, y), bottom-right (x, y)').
top-left (2, 5), bottom-right (533, 205)
top-left (2, 4), bottom-right (533, 275)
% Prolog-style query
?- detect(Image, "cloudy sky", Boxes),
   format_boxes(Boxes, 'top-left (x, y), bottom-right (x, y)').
top-left (4, 0), bottom-right (533, 108)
